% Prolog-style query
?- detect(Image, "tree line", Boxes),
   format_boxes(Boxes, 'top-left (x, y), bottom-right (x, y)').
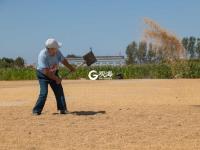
top-left (182, 37), bottom-right (200, 59)
top-left (1, 36), bottom-right (200, 68)
top-left (126, 36), bottom-right (200, 64)
top-left (0, 57), bottom-right (25, 68)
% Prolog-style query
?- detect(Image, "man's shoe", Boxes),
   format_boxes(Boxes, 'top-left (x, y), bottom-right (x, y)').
top-left (33, 112), bottom-right (41, 116)
top-left (59, 110), bottom-right (70, 114)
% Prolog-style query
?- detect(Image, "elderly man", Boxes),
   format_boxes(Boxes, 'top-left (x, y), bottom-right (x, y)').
top-left (33, 38), bottom-right (75, 115)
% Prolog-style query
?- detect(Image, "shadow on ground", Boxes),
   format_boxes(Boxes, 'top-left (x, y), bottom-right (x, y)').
top-left (190, 105), bottom-right (200, 108)
top-left (71, 111), bottom-right (106, 116)
top-left (52, 111), bottom-right (106, 116)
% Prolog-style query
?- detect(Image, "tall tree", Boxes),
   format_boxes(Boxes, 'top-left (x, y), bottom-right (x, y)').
top-left (137, 41), bottom-right (147, 64)
top-left (188, 37), bottom-right (196, 59)
top-left (146, 43), bottom-right (156, 63)
top-left (196, 38), bottom-right (200, 59)
top-left (182, 37), bottom-right (189, 50)
top-left (126, 41), bottom-right (138, 64)
top-left (15, 57), bottom-right (25, 68)
top-left (182, 37), bottom-right (189, 59)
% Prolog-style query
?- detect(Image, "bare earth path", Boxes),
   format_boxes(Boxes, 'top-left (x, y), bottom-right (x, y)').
top-left (0, 79), bottom-right (200, 150)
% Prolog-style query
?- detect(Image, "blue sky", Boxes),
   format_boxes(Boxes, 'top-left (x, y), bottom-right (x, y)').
top-left (0, 0), bottom-right (200, 63)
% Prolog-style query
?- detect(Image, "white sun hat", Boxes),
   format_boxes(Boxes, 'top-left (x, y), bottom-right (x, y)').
top-left (45, 38), bottom-right (62, 49)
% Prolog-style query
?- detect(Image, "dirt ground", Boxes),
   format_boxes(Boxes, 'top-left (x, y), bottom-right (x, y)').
top-left (1, 79), bottom-right (200, 150)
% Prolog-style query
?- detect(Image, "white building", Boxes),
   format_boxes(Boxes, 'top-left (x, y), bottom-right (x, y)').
top-left (66, 56), bottom-right (125, 66)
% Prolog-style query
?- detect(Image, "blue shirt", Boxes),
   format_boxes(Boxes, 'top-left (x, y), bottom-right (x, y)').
top-left (37, 49), bottom-right (65, 71)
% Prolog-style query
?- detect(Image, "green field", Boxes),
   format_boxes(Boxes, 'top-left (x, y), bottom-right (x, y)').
top-left (0, 60), bottom-right (200, 80)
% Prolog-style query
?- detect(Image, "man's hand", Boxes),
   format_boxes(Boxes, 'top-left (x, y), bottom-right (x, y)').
top-left (56, 78), bottom-right (62, 85)
top-left (43, 68), bottom-right (62, 84)
top-left (43, 68), bottom-right (59, 81)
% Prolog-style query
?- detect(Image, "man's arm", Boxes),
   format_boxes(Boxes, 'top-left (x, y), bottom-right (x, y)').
top-left (61, 58), bottom-right (76, 72)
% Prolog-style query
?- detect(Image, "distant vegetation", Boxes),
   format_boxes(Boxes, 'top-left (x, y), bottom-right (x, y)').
top-left (0, 57), bottom-right (25, 68)
top-left (1, 36), bottom-right (200, 80)
top-left (1, 60), bottom-right (200, 80)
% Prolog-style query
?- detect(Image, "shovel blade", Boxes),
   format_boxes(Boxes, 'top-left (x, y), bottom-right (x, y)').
top-left (83, 51), bottom-right (97, 66)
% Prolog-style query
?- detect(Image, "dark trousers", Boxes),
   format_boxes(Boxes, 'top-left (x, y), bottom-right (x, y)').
top-left (33, 70), bottom-right (67, 113)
